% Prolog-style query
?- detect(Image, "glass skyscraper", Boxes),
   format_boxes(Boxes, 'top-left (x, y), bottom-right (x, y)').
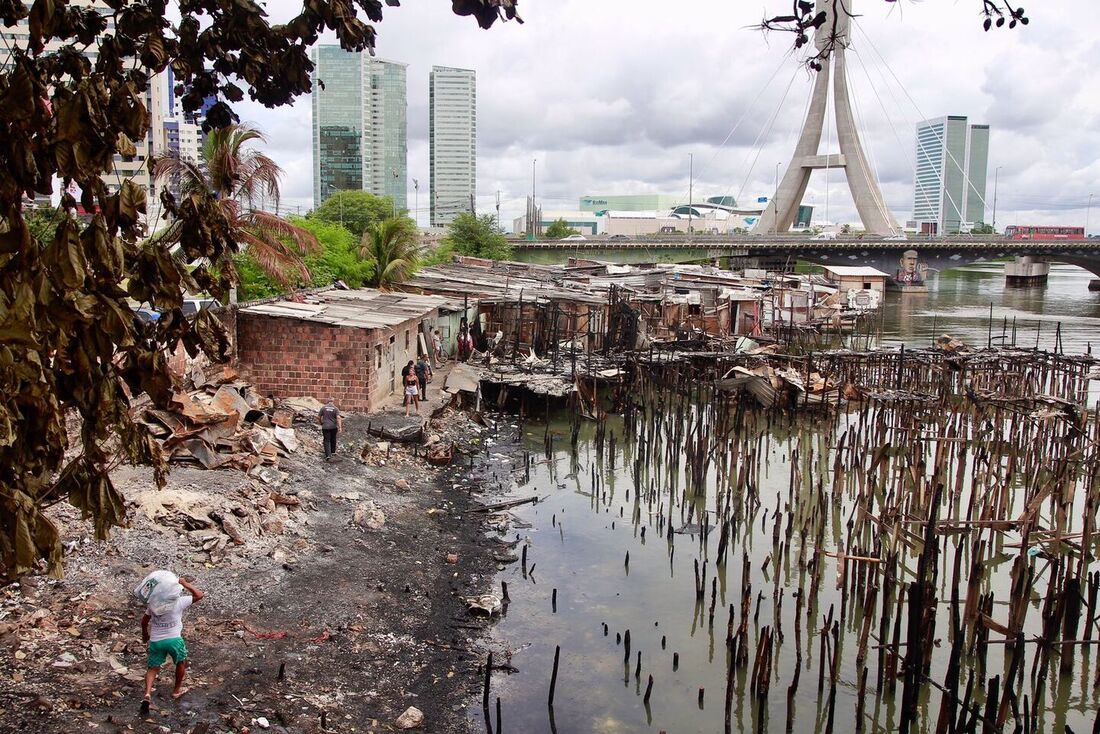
top-left (429, 66), bottom-right (477, 227)
top-left (312, 47), bottom-right (407, 212)
top-left (913, 116), bottom-right (989, 234)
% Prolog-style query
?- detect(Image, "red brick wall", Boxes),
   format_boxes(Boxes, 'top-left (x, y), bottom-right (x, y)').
top-left (236, 314), bottom-right (385, 412)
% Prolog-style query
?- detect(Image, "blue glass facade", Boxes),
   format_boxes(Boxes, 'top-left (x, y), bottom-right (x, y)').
top-left (312, 46), bottom-right (407, 211)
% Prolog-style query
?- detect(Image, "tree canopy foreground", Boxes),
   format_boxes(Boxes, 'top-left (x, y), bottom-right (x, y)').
top-left (0, 0), bottom-right (520, 583)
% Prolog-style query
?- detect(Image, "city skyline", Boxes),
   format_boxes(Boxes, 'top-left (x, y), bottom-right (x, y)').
top-left (184, 1), bottom-right (1096, 231)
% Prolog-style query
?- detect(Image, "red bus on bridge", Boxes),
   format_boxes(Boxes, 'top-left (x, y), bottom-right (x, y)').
top-left (1004, 225), bottom-right (1084, 240)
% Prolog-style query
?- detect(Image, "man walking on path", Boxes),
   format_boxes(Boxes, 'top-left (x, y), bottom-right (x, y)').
top-left (415, 355), bottom-right (432, 401)
top-left (319, 398), bottom-right (342, 460)
top-left (142, 577), bottom-right (203, 705)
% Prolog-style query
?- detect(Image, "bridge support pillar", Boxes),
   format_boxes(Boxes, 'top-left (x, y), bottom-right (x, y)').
top-left (1004, 256), bottom-right (1049, 287)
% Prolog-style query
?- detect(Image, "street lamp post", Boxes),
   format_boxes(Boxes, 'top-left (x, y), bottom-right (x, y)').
top-left (1087, 193), bottom-right (1094, 237)
top-left (327, 183), bottom-right (343, 227)
top-left (992, 166), bottom-right (1001, 233)
top-left (412, 179), bottom-right (419, 229)
top-left (688, 153), bottom-right (694, 240)
top-left (391, 168), bottom-right (399, 219)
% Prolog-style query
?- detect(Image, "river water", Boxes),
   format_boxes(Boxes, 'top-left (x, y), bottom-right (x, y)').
top-left (878, 263), bottom-right (1100, 353)
top-left (468, 264), bottom-right (1100, 734)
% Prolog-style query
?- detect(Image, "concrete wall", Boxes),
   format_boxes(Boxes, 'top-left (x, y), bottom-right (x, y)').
top-left (826, 274), bottom-right (886, 295)
top-left (236, 312), bottom-right (435, 413)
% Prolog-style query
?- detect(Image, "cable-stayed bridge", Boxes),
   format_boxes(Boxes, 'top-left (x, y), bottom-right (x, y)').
top-left (511, 237), bottom-right (1100, 281)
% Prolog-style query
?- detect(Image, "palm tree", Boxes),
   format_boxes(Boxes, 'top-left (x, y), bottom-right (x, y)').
top-left (153, 124), bottom-right (318, 286)
top-left (360, 217), bottom-right (421, 289)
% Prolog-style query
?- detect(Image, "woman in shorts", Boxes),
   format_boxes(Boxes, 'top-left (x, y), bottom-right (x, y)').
top-left (404, 370), bottom-right (420, 417)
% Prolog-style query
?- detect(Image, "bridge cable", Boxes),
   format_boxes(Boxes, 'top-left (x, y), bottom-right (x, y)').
top-left (717, 61), bottom-right (813, 230)
top-left (824, 53), bottom-right (834, 228)
top-left (854, 21), bottom-right (992, 219)
top-left (729, 64), bottom-right (802, 213)
top-left (688, 48), bottom-right (799, 192)
top-left (845, 49), bottom-right (896, 230)
top-left (850, 46), bottom-right (929, 219)
top-left (849, 36), bottom-right (969, 232)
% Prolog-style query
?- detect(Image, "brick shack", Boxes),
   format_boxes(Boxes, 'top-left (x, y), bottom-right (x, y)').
top-left (235, 289), bottom-right (447, 412)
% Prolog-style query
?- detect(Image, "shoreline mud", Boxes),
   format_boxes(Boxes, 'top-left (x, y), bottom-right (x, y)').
top-left (0, 409), bottom-right (513, 734)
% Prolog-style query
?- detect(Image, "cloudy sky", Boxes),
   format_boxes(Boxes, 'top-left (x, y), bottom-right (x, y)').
top-left (239, 0), bottom-right (1100, 232)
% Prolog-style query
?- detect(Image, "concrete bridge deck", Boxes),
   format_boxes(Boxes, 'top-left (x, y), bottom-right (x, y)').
top-left (510, 237), bottom-right (1100, 277)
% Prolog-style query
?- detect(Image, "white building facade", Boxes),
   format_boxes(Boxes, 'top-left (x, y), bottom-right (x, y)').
top-left (429, 66), bottom-right (476, 227)
top-left (913, 116), bottom-right (990, 234)
top-left (1, 0), bottom-right (167, 206)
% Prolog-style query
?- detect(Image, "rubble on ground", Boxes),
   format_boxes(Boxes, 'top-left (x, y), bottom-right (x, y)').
top-left (133, 362), bottom-right (312, 484)
top-left (395, 706), bottom-right (425, 729)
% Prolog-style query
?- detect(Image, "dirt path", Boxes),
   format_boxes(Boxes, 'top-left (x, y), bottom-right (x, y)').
top-left (0, 411), bottom-right (507, 733)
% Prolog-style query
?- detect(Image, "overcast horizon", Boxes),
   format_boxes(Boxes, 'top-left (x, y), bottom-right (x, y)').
top-left (238, 0), bottom-right (1100, 233)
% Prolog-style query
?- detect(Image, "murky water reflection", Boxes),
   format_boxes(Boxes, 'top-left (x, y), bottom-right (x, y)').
top-left (468, 266), bottom-right (1100, 733)
top-left (472, 413), bottom-right (1098, 732)
top-left (879, 263), bottom-right (1100, 353)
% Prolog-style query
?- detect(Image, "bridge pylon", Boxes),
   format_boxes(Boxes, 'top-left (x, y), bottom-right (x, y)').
top-left (752, 0), bottom-right (900, 236)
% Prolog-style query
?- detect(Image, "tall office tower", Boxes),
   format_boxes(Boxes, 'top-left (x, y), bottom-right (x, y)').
top-left (0, 1), bottom-right (167, 204)
top-left (913, 116), bottom-right (990, 234)
top-left (429, 66), bottom-right (476, 227)
top-left (311, 46), bottom-right (408, 211)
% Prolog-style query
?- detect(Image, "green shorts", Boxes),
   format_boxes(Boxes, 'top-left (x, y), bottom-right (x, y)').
top-left (147, 637), bottom-right (189, 668)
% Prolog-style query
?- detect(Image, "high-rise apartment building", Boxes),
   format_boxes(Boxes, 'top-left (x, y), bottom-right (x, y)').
top-left (1, 0), bottom-right (167, 204)
top-left (912, 116), bottom-right (990, 234)
top-left (311, 46), bottom-right (407, 211)
top-left (429, 66), bottom-right (476, 227)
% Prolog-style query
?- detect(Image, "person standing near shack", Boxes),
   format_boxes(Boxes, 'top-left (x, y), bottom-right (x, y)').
top-left (318, 398), bottom-right (342, 460)
top-left (403, 369), bottom-right (420, 417)
top-left (400, 360), bottom-right (415, 406)
top-left (431, 329), bottom-right (444, 368)
top-left (415, 355), bottom-right (432, 400)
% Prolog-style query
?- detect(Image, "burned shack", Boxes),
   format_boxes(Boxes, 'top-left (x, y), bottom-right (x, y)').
top-left (403, 258), bottom-right (609, 356)
top-left (234, 289), bottom-right (447, 412)
top-left (401, 257), bottom-right (869, 359)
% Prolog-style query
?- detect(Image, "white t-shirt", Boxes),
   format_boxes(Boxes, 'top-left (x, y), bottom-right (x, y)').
top-left (148, 595), bottom-right (193, 641)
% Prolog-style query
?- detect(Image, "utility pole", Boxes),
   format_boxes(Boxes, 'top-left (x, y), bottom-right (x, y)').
top-left (687, 153), bottom-right (693, 241)
top-left (528, 158), bottom-right (537, 241)
top-left (412, 179), bottom-right (419, 229)
top-left (992, 166), bottom-right (1001, 233)
top-left (495, 190), bottom-right (501, 226)
top-left (391, 168), bottom-right (399, 218)
top-left (470, 192), bottom-right (476, 215)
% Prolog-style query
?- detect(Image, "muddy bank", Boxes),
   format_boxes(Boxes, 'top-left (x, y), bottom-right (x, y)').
top-left (0, 408), bottom-right (516, 733)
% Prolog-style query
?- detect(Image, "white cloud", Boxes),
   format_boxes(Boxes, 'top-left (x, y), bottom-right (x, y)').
top-left (234, 0), bottom-right (1100, 230)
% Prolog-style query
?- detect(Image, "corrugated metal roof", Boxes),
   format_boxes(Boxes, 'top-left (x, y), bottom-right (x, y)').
top-left (241, 289), bottom-right (447, 329)
top-left (821, 265), bottom-right (890, 278)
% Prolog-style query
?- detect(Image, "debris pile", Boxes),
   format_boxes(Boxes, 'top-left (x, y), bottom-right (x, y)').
top-left (356, 406), bottom-right (492, 469)
top-left (934, 333), bottom-right (970, 352)
top-left (133, 365), bottom-right (301, 482)
top-left (130, 480), bottom-right (309, 563)
top-left (715, 362), bottom-right (840, 408)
